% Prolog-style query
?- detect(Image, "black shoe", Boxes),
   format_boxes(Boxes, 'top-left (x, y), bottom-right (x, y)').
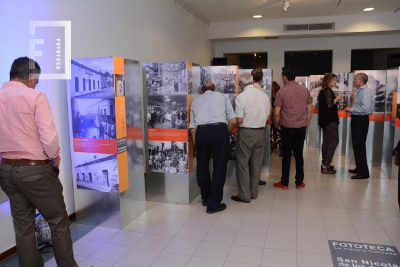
top-left (202, 200), bottom-right (207, 207)
top-left (231, 195), bottom-right (250, 203)
top-left (351, 174), bottom-right (369, 179)
top-left (349, 169), bottom-right (359, 174)
top-left (258, 180), bottom-right (267, 185)
top-left (206, 203), bottom-right (227, 214)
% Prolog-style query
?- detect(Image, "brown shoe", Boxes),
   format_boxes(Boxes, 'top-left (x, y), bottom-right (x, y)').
top-left (321, 165), bottom-right (336, 174)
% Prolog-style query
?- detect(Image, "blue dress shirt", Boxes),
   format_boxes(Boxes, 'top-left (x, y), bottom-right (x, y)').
top-left (350, 85), bottom-right (374, 115)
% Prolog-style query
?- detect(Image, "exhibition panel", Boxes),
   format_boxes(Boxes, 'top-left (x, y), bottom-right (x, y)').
top-left (67, 57), bottom-right (145, 229)
top-left (391, 67), bottom-right (400, 179)
top-left (144, 62), bottom-right (198, 204)
top-left (308, 75), bottom-right (324, 148)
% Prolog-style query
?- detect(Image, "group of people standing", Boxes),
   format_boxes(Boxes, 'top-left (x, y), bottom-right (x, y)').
top-left (73, 113), bottom-right (116, 139)
top-left (147, 108), bottom-right (187, 128)
top-left (190, 66), bottom-right (374, 214)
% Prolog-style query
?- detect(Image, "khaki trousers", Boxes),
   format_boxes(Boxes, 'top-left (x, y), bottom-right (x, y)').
top-left (0, 163), bottom-right (77, 267)
top-left (236, 128), bottom-right (266, 202)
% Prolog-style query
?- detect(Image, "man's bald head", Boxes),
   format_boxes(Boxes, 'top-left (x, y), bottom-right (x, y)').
top-left (201, 82), bottom-right (216, 93)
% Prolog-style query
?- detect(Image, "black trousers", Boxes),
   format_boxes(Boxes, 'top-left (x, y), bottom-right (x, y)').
top-left (351, 115), bottom-right (370, 176)
top-left (196, 124), bottom-right (229, 209)
top-left (280, 126), bottom-right (307, 186)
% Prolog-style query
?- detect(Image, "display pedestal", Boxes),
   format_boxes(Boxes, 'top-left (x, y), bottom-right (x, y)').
top-left (144, 62), bottom-right (198, 204)
top-left (67, 57), bottom-right (146, 229)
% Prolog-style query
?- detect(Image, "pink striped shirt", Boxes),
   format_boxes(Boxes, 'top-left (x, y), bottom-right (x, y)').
top-left (0, 81), bottom-right (60, 160)
top-left (274, 81), bottom-right (312, 128)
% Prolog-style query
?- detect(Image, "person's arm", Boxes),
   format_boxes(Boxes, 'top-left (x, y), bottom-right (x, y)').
top-left (189, 104), bottom-right (196, 145)
top-left (190, 128), bottom-right (196, 146)
top-left (235, 96), bottom-right (244, 125)
top-left (274, 107), bottom-right (281, 130)
top-left (225, 96), bottom-right (237, 131)
top-left (228, 118), bottom-right (237, 132)
top-left (35, 93), bottom-right (61, 164)
top-left (306, 104), bottom-right (312, 127)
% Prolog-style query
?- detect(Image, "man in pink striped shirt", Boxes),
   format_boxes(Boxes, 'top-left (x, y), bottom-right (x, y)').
top-left (0, 57), bottom-right (77, 267)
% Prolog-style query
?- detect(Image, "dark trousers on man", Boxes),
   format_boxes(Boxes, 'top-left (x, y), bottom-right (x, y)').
top-left (280, 126), bottom-right (307, 186)
top-left (236, 128), bottom-right (266, 202)
top-left (351, 115), bottom-right (370, 176)
top-left (0, 163), bottom-right (77, 267)
top-left (196, 124), bottom-right (229, 209)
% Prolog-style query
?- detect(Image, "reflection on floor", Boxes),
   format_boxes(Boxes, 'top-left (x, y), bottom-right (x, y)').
top-left (1, 147), bottom-right (400, 267)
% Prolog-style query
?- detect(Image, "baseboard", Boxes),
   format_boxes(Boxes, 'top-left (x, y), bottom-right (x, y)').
top-left (0, 212), bottom-right (76, 262)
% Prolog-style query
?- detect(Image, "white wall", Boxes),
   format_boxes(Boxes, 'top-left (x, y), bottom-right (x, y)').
top-left (0, 0), bottom-right (212, 253)
top-left (214, 33), bottom-right (400, 85)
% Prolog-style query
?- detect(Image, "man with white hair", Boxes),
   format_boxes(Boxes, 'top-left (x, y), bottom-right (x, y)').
top-left (232, 70), bottom-right (271, 203)
top-left (345, 73), bottom-right (374, 179)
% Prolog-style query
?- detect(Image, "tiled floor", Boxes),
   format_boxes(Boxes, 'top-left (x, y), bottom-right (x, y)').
top-left (2, 147), bottom-right (400, 267)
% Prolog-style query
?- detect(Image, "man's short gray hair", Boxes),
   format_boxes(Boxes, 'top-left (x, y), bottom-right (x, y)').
top-left (356, 73), bottom-right (368, 84)
top-left (239, 75), bottom-right (253, 85)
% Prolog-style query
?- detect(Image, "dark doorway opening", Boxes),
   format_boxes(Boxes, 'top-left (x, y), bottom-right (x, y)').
top-left (351, 48), bottom-right (400, 71)
top-left (224, 53), bottom-right (268, 69)
top-left (284, 51), bottom-right (332, 76)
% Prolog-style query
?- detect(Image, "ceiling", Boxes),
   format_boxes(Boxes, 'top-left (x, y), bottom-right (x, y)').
top-left (179, 0), bottom-right (400, 22)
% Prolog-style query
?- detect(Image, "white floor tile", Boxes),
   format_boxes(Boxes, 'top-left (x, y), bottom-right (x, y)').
top-left (297, 252), bottom-right (333, 267)
top-left (239, 220), bottom-right (268, 234)
top-left (264, 234), bottom-right (296, 251)
top-left (134, 234), bottom-right (172, 251)
top-left (261, 249), bottom-right (296, 267)
top-left (124, 219), bottom-right (157, 233)
top-left (108, 230), bottom-right (145, 247)
top-left (204, 228), bottom-right (237, 244)
top-left (185, 214), bottom-right (217, 228)
top-left (73, 238), bottom-right (105, 257)
top-left (224, 262), bottom-right (260, 267)
top-left (150, 252), bottom-right (191, 267)
top-left (163, 237), bottom-right (201, 255)
top-left (297, 237), bottom-right (330, 255)
top-left (227, 245), bottom-right (263, 265)
top-left (79, 258), bottom-right (114, 267)
top-left (175, 225), bottom-right (208, 241)
top-left (89, 242), bottom-right (132, 263)
top-left (82, 227), bottom-right (120, 242)
top-left (234, 232), bottom-right (267, 248)
top-left (160, 213), bottom-right (192, 225)
top-left (356, 230), bottom-right (394, 245)
top-left (118, 247), bottom-right (160, 266)
top-left (194, 241), bottom-right (231, 261)
top-left (149, 222), bottom-right (182, 237)
top-left (187, 257), bottom-right (225, 267)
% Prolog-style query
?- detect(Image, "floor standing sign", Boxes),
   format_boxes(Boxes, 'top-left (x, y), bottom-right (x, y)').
top-left (329, 241), bottom-right (400, 267)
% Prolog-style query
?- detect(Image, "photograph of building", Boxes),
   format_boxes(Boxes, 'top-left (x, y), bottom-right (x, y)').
top-left (309, 75), bottom-right (324, 107)
top-left (333, 73), bottom-right (352, 110)
top-left (148, 141), bottom-right (188, 174)
top-left (200, 66), bottom-right (237, 94)
top-left (386, 69), bottom-right (399, 113)
top-left (71, 98), bottom-right (116, 139)
top-left (74, 152), bottom-right (119, 192)
top-left (295, 76), bottom-right (309, 88)
top-left (356, 70), bottom-right (387, 113)
top-left (71, 57), bottom-right (115, 99)
top-left (147, 95), bottom-right (187, 129)
top-left (145, 62), bottom-right (188, 95)
top-left (115, 74), bottom-right (125, 97)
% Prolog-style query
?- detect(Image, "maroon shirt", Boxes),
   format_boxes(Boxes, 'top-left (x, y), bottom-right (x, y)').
top-left (274, 81), bottom-right (312, 128)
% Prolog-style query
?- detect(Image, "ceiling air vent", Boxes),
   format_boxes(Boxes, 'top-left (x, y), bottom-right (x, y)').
top-left (284, 23), bottom-right (335, 32)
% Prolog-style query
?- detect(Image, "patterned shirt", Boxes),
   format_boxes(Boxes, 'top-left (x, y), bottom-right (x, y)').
top-left (189, 90), bottom-right (236, 129)
top-left (274, 81), bottom-right (312, 128)
top-left (235, 85), bottom-right (270, 128)
top-left (0, 81), bottom-right (60, 160)
top-left (350, 85), bottom-right (374, 115)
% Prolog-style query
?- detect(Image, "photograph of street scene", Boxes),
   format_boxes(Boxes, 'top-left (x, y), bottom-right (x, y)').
top-left (356, 70), bottom-right (387, 113)
top-left (145, 62), bottom-right (187, 95)
top-left (200, 66), bottom-right (237, 94)
top-left (309, 75), bottom-right (324, 107)
top-left (71, 57), bottom-right (115, 99)
top-left (148, 141), bottom-right (188, 174)
top-left (147, 95), bottom-right (187, 129)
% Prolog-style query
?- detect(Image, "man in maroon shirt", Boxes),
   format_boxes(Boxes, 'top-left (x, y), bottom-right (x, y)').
top-left (273, 67), bottom-right (312, 190)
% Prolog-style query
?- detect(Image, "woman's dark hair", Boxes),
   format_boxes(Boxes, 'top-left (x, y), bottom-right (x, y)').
top-left (322, 73), bottom-right (337, 89)
top-left (10, 57), bottom-right (41, 80)
top-left (272, 81), bottom-right (280, 96)
top-left (281, 67), bottom-right (297, 81)
top-left (251, 68), bottom-right (263, 82)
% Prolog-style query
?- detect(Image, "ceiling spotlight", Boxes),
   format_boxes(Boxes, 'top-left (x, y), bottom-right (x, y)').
top-left (253, 15), bottom-right (263, 18)
top-left (363, 7), bottom-right (374, 11)
top-left (283, 0), bottom-right (290, 12)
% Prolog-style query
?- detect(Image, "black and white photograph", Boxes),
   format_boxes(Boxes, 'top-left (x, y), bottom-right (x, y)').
top-left (71, 98), bottom-right (116, 139)
top-left (309, 75), bottom-right (324, 107)
top-left (332, 73), bottom-right (352, 110)
top-left (70, 57), bottom-right (115, 99)
top-left (145, 62), bottom-right (187, 95)
top-left (200, 66), bottom-right (237, 94)
top-left (148, 141), bottom-right (188, 174)
top-left (295, 76), bottom-right (309, 88)
top-left (147, 95), bottom-right (188, 129)
top-left (386, 69), bottom-right (399, 113)
top-left (115, 74), bottom-right (125, 97)
top-left (226, 94), bottom-right (237, 111)
top-left (191, 65), bottom-right (201, 94)
top-left (74, 152), bottom-right (119, 192)
top-left (356, 70), bottom-right (387, 113)
top-left (239, 69), bottom-right (272, 93)
top-left (228, 133), bottom-right (237, 161)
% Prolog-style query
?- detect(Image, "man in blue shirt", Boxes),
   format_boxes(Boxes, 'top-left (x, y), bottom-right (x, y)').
top-left (345, 73), bottom-right (374, 179)
top-left (190, 82), bottom-right (236, 214)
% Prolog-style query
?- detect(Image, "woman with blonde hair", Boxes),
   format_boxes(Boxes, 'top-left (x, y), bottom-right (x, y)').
top-left (318, 73), bottom-right (341, 174)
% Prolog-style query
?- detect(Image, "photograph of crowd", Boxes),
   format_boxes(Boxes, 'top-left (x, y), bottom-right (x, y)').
top-left (239, 69), bottom-right (272, 93)
top-left (226, 94), bottom-right (237, 111)
top-left (115, 74), bottom-right (125, 97)
top-left (71, 98), bottom-right (116, 139)
top-left (356, 70), bottom-right (387, 113)
top-left (147, 95), bottom-right (188, 129)
top-left (386, 69), bottom-right (399, 114)
top-left (74, 152), bottom-right (119, 192)
top-left (295, 76), bottom-right (309, 88)
top-left (145, 62), bottom-right (188, 95)
top-left (191, 66), bottom-right (201, 94)
top-left (200, 66), bottom-right (237, 94)
top-left (148, 141), bottom-right (188, 174)
top-left (71, 57), bottom-right (115, 99)
top-left (309, 75), bottom-right (324, 107)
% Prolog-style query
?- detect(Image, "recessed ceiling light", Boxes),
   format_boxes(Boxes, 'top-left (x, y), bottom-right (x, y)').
top-left (363, 7), bottom-right (374, 11)
top-left (253, 15), bottom-right (263, 18)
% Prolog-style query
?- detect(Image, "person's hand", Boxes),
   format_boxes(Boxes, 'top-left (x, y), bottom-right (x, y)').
top-left (276, 124), bottom-right (281, 130)
top-left (336, 94), bottom-right (342, 101)
top-left (52, 155), bottom-right (61, 167)
top-left (344, 106), bottom-right (351, 112)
